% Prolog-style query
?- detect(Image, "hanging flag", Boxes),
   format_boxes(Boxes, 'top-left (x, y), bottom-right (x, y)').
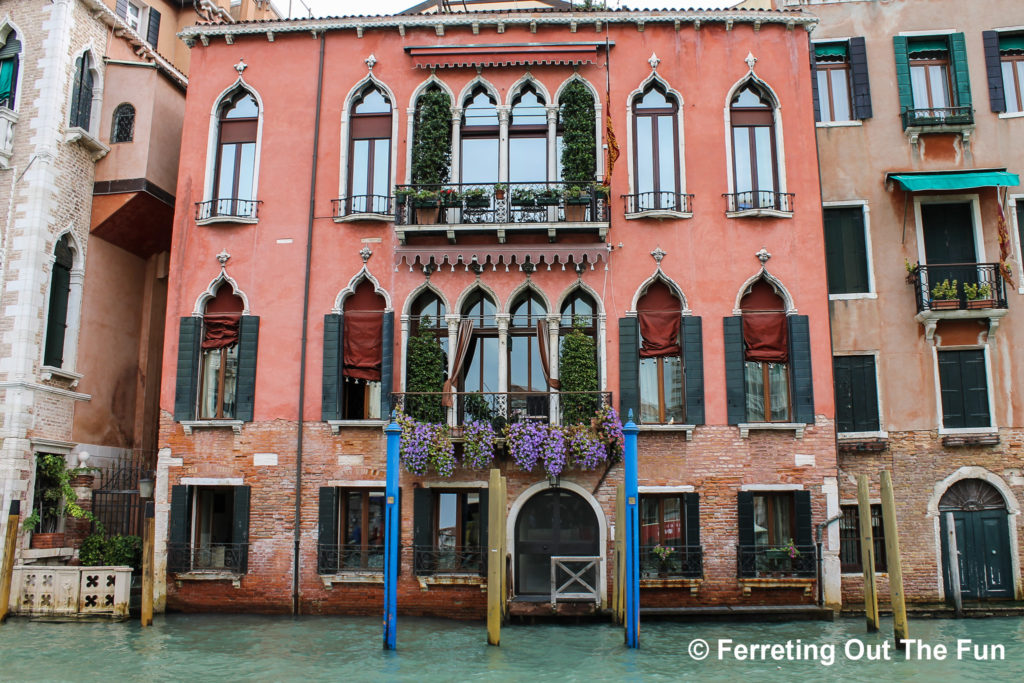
top-left (997, 187), bottom-right (1016, 287)
top-left (605, 113), bottom-right (620, 185)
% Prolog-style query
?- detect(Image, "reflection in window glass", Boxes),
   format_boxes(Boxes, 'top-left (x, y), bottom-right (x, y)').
top-left (461, 138), bottom-right (499, 184)
top-left (509, 137), bottom-right (547, 182)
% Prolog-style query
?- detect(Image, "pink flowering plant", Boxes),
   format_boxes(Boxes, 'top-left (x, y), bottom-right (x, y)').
top-left (461, 419), bottom-right (496, 469)
top-left (784, 538), bottom-right (802, 559)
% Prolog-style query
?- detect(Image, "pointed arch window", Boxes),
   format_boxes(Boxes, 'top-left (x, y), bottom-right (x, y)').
top-left (210, 89), bottom-right (260, 220)
top-left (111, 103), bottom-right (135, 143)
top-left (729, 84), bottom-right (781, 211)
top-left (740, 281), bottom-right (789, 422)
top-left (509, 86), bottom-right (548, 183)
top-left (632, 84), bottom-right (680, 211)
top-left (347, 86), bottom-right (392, 216)
top-left (198, 284), bottom-right (243, 420)
top-left (43, 236), bottom-right (74, 368)
top-left (69, 52), bottom-right (95, 130)
top-left (461, 88), bottom-right (499, 186)
top-left (403, 290), bottom-right (447, 423)
top-left (637, 282), bottom-right (684, 424)
top-left (340, 281), bottom-right (387, 420)
top-left (509, 291), bottom-right (549, 404)
top-left (455, 291), bottom-right (498, 421)
top-left (0, 28), bottom-right (21, 110)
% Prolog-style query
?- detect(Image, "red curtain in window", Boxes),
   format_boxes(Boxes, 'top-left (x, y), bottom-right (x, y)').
top-left (202, 314), bottom-right (240, 349)
top-left (637, 282), bottom-right (681, 358)
top-left (343, 311), bottom-right (383, 381)
top-left (536, 319), bottom-right (560, 389)
top-left (742, 312), bottom-right (788, 362)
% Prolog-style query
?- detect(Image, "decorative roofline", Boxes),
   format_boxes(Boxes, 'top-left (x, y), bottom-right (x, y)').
top-left (178, 9), bottom-right (817, 46)
top-left (81, 0), bottom-right (188, 89)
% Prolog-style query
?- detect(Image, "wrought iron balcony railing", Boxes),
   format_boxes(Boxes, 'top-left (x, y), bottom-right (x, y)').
top-left (413, 545), bottom-right (485, 576)
top-left (333, 195), bottom-right (393, 218)
top-left (623, 191), bottom-right (694, 215)
top-left (167, 543), bottom-right (248, 574)
top-left (911, 262), bottom-right (1008, 313)
top-left (194, 198), bottom-right (262, 221)
top-left (390, 390), bottom-right (613, 429)
top-left (901, 106), bottom-right (974, 129)
top-left (737, 544), bottom-right (816, 578)
top-left (316, 543), bottom-right (385, 574)
top-left (724, 191), bottom-right (794, 214)
top-left (639, 544), bottom-right (703, 579)
top-left (394, 182), bottom-right (609, 227)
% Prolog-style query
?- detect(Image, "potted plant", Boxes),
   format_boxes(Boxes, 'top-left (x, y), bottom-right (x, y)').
top-left (535, 187), bottom-right (561, 206)
top-left (492, 183), bottom-right (508, 201)
top-left (964, 282), bottom-right (994, 309)
top-left (395, 187), bottom-right (416, 205)
top-left (904, 258), bottom-right (919, 285)
top-left (511, 187), bottom-right (538, 206)
top-left (930, 279), bottom-right (960, 310)
top-left (652, 543), bottom-right (676, 578)
top-left (438, 187), bottom-right (461, 207)
top-left (23, 453), bottom-right (98, 549)
top-left (562, 183), bottom-right (594, 205)
top-left (460, 187), bottom-right (491, 208)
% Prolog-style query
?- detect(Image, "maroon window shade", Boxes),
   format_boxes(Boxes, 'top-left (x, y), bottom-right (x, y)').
top-left (202, 314), bottom-right (240, 349)
top-left (742, 313), bottom-right (788, 362)
top-left (638, 311), bottom-right (681, 358)
top-left (343, 311), bottom-right (383, 381)
top-left (351, 114), bottom-right (391, 138)
top-left (219, 119), bottom-right (257, 144)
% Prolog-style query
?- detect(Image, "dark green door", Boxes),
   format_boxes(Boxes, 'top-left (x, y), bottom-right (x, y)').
top-left (515, 488), bottom-right (599, 596)
top-left (922, 202), bottom-right (977, 289)
top-left (941, 509), bottom-right (1013, 600)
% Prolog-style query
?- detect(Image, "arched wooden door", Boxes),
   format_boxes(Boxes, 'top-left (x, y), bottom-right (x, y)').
top-left (940, 479), bottom-right (1014, 600)
top-left (514, 488), bottom-right (599, 596)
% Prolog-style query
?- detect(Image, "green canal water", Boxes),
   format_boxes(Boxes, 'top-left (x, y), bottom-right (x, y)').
top-left (1, 614), bottom-right (1022, 681)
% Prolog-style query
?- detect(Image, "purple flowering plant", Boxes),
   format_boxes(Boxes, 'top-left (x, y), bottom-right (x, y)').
top-left (461, 419), bottom-right (496, 469)
top-left (595, 404), bottom-right (624, 462)
top-left (397, 412), bottom-right (455, 477)
top-left (505, 421), bottom-right (546, 473)
top-left (567, 425), bottom-right (606, 471)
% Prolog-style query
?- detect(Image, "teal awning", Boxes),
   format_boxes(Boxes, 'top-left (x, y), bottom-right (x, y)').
top-left (889, 171), bottom-right (1021, 191)
top-left (908, 37), bottom-right (949, 54)
top-left (814, 42), bottom-right (848, 58)
top-left (1000, 34), bottom-right (1024, 52)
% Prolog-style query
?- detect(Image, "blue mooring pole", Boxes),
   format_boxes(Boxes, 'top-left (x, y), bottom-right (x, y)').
top-left (623, 411), bottom-right (640, 648)
top-left (383, 412), bottom-right (400, 650)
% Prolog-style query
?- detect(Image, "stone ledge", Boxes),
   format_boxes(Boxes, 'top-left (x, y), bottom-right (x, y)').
top-left (639, 577), bottom-right (701, 595)
top-left (941, 433), bottom-right (1000, 448)
top-left (637, 424), bottom-right (696, 441)
top-left (738, 577), bottom-right (815, 597)
top-left (837, 437), bottom-right (888, 452)
top-left (415, 574), bottom-right (486, 591)
top-left (624, 209), bottom-right (693, 221)
top-left (328, 419), bottom-right (387, 434)
top-left (320, 572), bottom-right (384, 588)
top-left (333, 213), bottom-right (393, 224)
top-left (64, 126), bottom-right (109, 160)
top-left (39, 366), bottom-right (83, 389)
top-left (195, 214), bottom-right (259, 226)
top-left (725, 208), bottom-right (793, 220)
top-left (180, 419), bottom-right (244, 435)
top-left (738, 422), bottom-right (806, 439)
top-left (174, 570), bottom-right (243, 588)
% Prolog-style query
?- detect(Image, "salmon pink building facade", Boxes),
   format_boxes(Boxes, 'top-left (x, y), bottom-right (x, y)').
top-left (155, 5), bottom-right (841, 616)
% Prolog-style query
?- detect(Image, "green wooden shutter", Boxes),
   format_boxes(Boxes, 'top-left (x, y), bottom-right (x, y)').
top-left (146, 8), bottom-right (161, 49)
top-left (938, 350), bottom-right (966, 428)
top-left (115, 0), bottom-right (128, 19)
top-left (380, 311), bottom-right (395, 419)
top-left (723, 316), bottom-right (745, 425)
top-left (173, 317), bottom-right (202, 421)
top-left (949, 33), bottom-right (973, 111)
top-left (0, 35), bottom-right (21, 60)
top-left (794, 490), bottom-right (812, 547)
top-left (413, 488), bottom-right (434, 574)
top-left (893, 36), bottom-right (914, 121)
top-left (681, 316), bottom-right (704, 425)
top-left (961, 350), bottom-right (991, 428)
top-left (321, 314), bottom-right (342, 421)
top-left (43, 261), bottom-right (71, 367)
top-left (168, 485), bottom-right (189, 572)
top-left (849, 37), bottom-right (873, 119)
top-left (232, 485), bottom-right (251, 573)
top-left (684, 492), bottom-right (699, 547)
top-left (236, 315), bottom-right (259, 422)
top-left (478, 488), bottom-right (489, 575)
top-left (618, 317), bottom-right (640, 422)
top-left (833, 356), bottom-right (855, 433)
top-left (318, 487), bottom-right (338, 574)
top-left (983, 31), bottom-right (1006, 113)
top-left (824, 208), bottom-right (869, 295)
top-left (810, 49), bottom-right (822, 122)
top-left (852, 356), bottom-right (879, 432)
top-left (787, 315), bottom-right (814, 425)
top-left (737, 491), bottom-right (754, 577)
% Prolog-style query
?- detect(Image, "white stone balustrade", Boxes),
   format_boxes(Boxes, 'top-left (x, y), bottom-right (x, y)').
top-left (7, 565), bottom-right (132, 619)
top-left (0, 107), bottom-right (16, 168)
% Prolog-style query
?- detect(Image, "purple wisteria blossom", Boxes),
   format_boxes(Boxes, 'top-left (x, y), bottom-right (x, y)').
top-left (596, 404), bottom-right (624, 461)
top-left (541, 425), bottom-right (568, 478)
top-left (461, 420), bottom-right (496, 469)
top-left (397, 412), bottom-right (455, 477)
top-left (505, 421), bottom-right (546, 472)
top-left (567, 426), bottom-right (606, 471)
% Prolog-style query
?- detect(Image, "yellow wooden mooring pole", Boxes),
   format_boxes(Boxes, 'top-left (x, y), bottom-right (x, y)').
top-left (879, 471), bottom-right (908, 647)
top-left (141, 501), bottom-right (155, 627)
top-left (614, 482), bottom-right (625, 624)
top-left (857, 474), bottom-right (879, 632)
top-left (0, 500), bottom-right (20, 624)
top-left (487, 468), bottom-right (504, 645)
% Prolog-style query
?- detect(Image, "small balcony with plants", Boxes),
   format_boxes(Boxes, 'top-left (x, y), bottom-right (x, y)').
top-left (907, 261), bottom-right (1009, 340)
top-left (737, 542), bottom-right (816, 596)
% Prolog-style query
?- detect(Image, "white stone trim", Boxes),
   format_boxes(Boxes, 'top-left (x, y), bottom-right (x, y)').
top-left (998, 111), bottom-right (1024, 120)
top-left (419, 481), bottom-right (489, 489)
top-left (822, 200), bottom-right (875, 296)
top-left (338, 74), bottom-right (398, 205)
top-left (192, 266), bottom-right (252, 316)
top-left (723, 70), bottom-right (788, 197)
top-left (0, 19), bottom-right (25, 112)
top-left (405, 75), bottom-right (455, 185)
top-left (732, 268), bottom-right (797, 315)
top-left (66, 44), bottom-right (104, 140)
top-left (624, 71), bottom-right (687, 199)
top-left (502, 280), bottom-right (551, 316)
top-left (898, 28), bottom-right (957, 37)
top-left (180, 477), bottom-right (244, 486)
top-left (738, 423), bottom-right (807, 439)
top-left (180, 420), bottom-right (243, 435)
top-left (454, 281), bottom-right (501, 316)
top-left (327, 420), bottom-right (387, 434)
top-left (0, 381), bottom-right (91, 402)
top-left (740, 483), bottom-right (805, 491)
top-left (637, 424), bottom-right (696, 441)
top-left (629, 269), bottom-right (689, 314)
top-left (202, 79), bottom-right (264, 207)
top-left (505, 73), bottom-right (552, 107)
top-left (815, 121), bottom-right (862, 128)
top-left (325, 480), bottom-right (386, 487)
top-left (913, 193), bottom-right (986, 266)
top-left (929, 343), bottom-right (996, 431)
top-left (332, 265), bottom-right (392, 313)
top-left (833, 350), bottom-right (884, 436)
top-left (638, 485), bottom-right (695, 493)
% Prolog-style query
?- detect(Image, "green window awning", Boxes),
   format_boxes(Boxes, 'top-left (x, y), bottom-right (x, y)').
top-left (888, 171), bottom-right (1021, 191)
top-left (814, 42), bottom-right (848, 58)
top-left (908, 37), bottom-right (949, 54)
top-left (1000, 34), bottom-right (1024, 53)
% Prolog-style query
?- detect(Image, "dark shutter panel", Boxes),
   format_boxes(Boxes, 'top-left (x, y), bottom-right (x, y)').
top-left (146, 9), bottom-right (161, 49)
top-left (43, 263), bottom-right (71, 367)
top-left (853, 356), bottom-right (880, 432)
top-left (823, 209), bottom-right (844, 295)
top-left (478, 488), bottom-right (489, 570)
top-left (983, 31), bottom-right (1006, 113)
top-left (681, 316), bottom-right (705, 425)
top-left (618, 317), bottom-right (640, 422)
top-left (232, 486), bottom-right (250, 573)
top-left (938, 351), bottom-right (966, 429)
top-left (723, 316), bottom-right (745, 425)
top-left (684, 492), bottom-right (699, 547)
top-left (810, 50), bottom-right (822, 123)
top-left (737, 491), bottom-right (754, 577)
top-left (849, 37), bottom-right (873, 119)
top-left (949, 33), bottom-right (973, 110)
top-left (321, 314), bottom-right (342, 421)
top-left (0, 36), bottom-right (21, 59)
top-left (893, 36), bottom-right (914, 118)
top-left (787, 315), bottom-right (815, 425)
top-left (115, 0), bottom-right (128, 19)
top-left (173, 317), bottom-right (202, 421)
top-left (318, 487), bottom-right (338, 574)
top-left (236, 315), bottom-right (259, 422)
top-left (413, 488), bottom-right (434, 573)
top-left (833, 356), bottom-right (855, 433)
top-left (961, 350), bottom-right (991, 428)
top-left (794, 490), bottom-right (812, 547)
top-left (168, 485), bottom-right (189, 572)
top-left (380, 311), bottom-right (395, 420)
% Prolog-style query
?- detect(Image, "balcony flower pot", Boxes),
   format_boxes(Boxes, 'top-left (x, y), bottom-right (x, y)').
top-left (30, 532), bottom-right (66, 549)
top-left (461, 190), bottom-right (491, 208)
top-left (930, 299), bottom-right (960, 310)
top-left (415, 206), bottom-right (441, 225)
top-left (967, 298), bottom-right (995, 309)
top-left (493, 184), bottom-right (507, 201)
top-left (563, 204), bottom-right (588, 222)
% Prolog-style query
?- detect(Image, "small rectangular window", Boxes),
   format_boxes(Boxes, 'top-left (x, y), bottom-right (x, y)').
top-left (414, 489), bottom-right (485, 576)
top-left (338, 488), bottom-right (386, 572)
top-left (167, 485), bottom-right (250, 574)
top-left (824, 207), bottom-right (870, 294)
top-left (839, 504), bottom-right (887, 573)
top-left (815, 43), bottom-right (853, 122)
top-left (937, 349), bottom-right (991, 429)
top-left (125, 2), bottom-right (143, 32)
top-left (1000, 34), bottom-right (1024, 114)
top-left (833, 355), bottom-right (880, 433)
top-left (639, 493), bottom-right (700, 579)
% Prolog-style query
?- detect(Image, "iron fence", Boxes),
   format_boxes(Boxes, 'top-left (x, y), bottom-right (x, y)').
top-left (316, 543), bottom-right (385, 574)
top-left (332, 195), bottom-right (393, 217)
top-left (194, 198), bottom-right (261, 221)
top-left (723, 191), bottom-right (794, 213)
top-left (623, 191), bottom-right (693, 214)
top-left (390, 391), bottom-right (612, 428)
top-left (167, 542), bottom-right (248, 573)
top-left (91, 450), bottom-right (154, 538)
top-left (901, 106), bottom-right (973, 128)
top-left (413, 545), bottom-right (485, 576)
top-left (639, 544), bottom-right (703, 579)
top-left (910, 262), bottom-right (1008, 312)
top-left (736, 544), bottom-right (816, 578)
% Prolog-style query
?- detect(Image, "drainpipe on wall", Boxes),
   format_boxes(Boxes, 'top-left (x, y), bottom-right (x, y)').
top-left (292, 30), bottom-right (326, 616)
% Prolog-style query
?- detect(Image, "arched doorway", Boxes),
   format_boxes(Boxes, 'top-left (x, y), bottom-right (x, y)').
top-left (514, 487), bottom-right (600, 596)
top-left (939, 479), bottom-right (1014, 599)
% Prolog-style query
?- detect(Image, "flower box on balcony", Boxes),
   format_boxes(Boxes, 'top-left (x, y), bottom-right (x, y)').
top-left (931, 299), bottom-right (960, 310)
top-left (463, 195), bottom-right (491, 208)
top-left (967, 299), bottom-right (996, 310)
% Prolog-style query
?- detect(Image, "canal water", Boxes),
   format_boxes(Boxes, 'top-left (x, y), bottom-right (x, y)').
top-left (1, 614), bottom-right (1021, 681)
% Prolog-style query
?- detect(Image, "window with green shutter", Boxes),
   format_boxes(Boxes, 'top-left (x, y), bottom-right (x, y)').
top-left (824, 207), bottom-right (870, 295)
top-left (833, 355), bottom-right (880, 433)
top-left (0, 30), bottom-right (21, 109)
top-left (414, 489), bottom-right (487, 576)
top-left (43, 235), bottom-right (73, 368)
top-left (166, 485), bottom-right (250, 574)
top-left (938, 349), bottom-right (991, 429)
top-left (895, 34), bottom-right (973, 128)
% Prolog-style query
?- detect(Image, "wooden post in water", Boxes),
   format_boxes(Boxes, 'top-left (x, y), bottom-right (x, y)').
top-left (141, 501), bottom-right (154, 627)
top-left (945, 511), bottom-right (963, 618)
top-left (487, 468), bottom-right (502, 646)
top-left (501, 474), bottom-right (508, 622)
top-left (613, 482), bottom-right (625, 625)
top-left (0, 500), bottom-right (20, 624)
top-left (857, 474), bottom-right (879, 632)
top-left (879, 471), bottom-right (907, 648)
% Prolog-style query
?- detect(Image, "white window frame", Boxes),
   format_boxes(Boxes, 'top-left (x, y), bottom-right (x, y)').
top-left (201, 80), bottom-right (264, 222)
top-left (1010, 193), bottom-right (1024, 293)
top-left (824, 200), bottom-right (876, 300)
top-left (811, 38), bottom-right (860, 127)
top-left (913, 193), bottom-right (986, 266)
top-left (931, 344), bottom-right (997, 434)
top-left (125, 2), bottom-right (144, 33)
top-left (39, 230), bottom-right (85, 375)
top-left (338, 76), bottom-right (398, 222)
top-left (832, 350), bottom-right (887, 439)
